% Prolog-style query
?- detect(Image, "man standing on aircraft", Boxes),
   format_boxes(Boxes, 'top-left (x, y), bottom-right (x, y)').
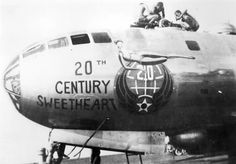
top-left (138, 2), bottom-right (165, 28)
top-left (174, 10), bottom-right (199, 31)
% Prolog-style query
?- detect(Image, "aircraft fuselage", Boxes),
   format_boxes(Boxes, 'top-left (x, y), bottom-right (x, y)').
top-left (4, 28), bottom-right (236, 133)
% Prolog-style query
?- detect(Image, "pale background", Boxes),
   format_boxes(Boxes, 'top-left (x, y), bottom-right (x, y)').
top-left (0, 0), bottom-right (236, 163)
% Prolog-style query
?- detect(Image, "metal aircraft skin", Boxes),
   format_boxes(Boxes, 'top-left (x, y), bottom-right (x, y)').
top-left (4, 27), bottom-right (236, 162)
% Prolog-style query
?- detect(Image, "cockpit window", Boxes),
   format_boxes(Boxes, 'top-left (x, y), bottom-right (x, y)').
top-left (92, 32), bottom-right (112, 43)
top-left (23, 44), bottom-right (45, 58)
top-left (71, 34), bottom-right (90, 45)
top-left (185, 40), bottom-right (200, 51)
top-left (48, 37), bottom-right (68, 49)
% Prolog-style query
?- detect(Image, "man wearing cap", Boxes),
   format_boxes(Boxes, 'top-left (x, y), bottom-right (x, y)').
top-left (138, 2), bottom-right (165, 28)
top-left (174, 10), bottom-right (199, 31)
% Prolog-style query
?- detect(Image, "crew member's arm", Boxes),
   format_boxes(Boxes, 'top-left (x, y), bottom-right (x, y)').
top-left (140, 3), bottom-right (150, 15)
top-left (183, 9), bottom-right (188, 15)
top-left (139, 3), bottom-right (146, 18)
top-left (161, 8), bottom-right (165, 18)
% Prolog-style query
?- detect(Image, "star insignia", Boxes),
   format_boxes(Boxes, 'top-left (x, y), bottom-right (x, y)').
top-left (137, 98), bottom-right (152, 112)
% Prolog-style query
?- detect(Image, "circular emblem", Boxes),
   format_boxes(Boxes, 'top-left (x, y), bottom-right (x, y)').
top-left (115, 63), bottom-right (173, 113)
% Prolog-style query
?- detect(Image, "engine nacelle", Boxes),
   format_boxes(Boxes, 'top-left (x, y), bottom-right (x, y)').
top-left (169, 130), bottom-right (208, 154)
top-left (169, 128), bottom-right (230, 154)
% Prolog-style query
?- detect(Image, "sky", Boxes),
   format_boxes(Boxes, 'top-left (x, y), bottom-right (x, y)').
top-left (0, 0), bottom-right (236, 163)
